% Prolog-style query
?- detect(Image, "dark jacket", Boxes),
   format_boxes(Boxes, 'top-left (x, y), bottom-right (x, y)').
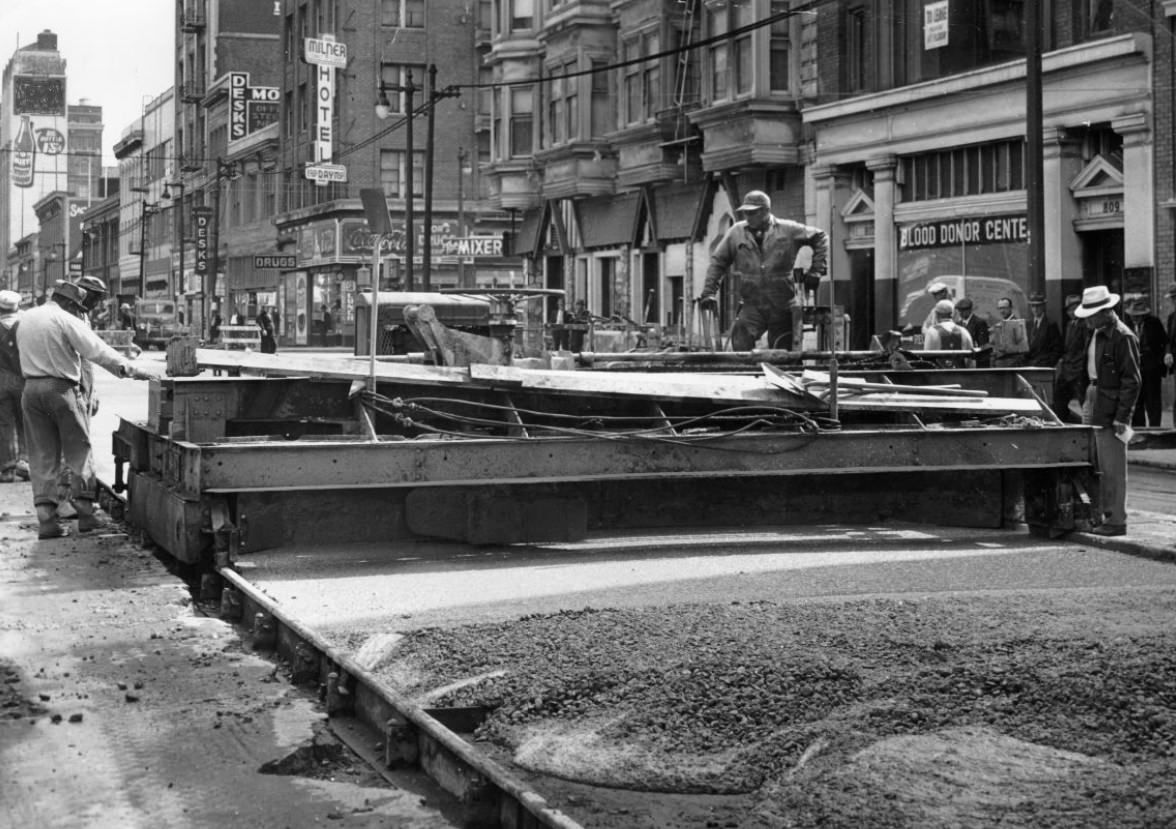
top-left (1026, 313), bottom-right (1063, 367)
top-left (1088, 316), bottom-right (1141, 427)
top-left (1126, 313), bottom-right (1167, 376)
top-left (703, 216), bottom-right (828, 313)
top-left (960, 314), bottom-right (989, 348)
top-left (1168, 310), bottom-right (1176, 376)
top-left (1057, 318), bottom-right (1090, 383)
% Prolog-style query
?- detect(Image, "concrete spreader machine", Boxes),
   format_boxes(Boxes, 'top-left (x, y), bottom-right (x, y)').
top-left (113, 342), bottom-right (1098, 569)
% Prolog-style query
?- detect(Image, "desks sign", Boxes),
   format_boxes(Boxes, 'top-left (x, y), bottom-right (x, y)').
top-left (254, 255), bottom-right (297, 270)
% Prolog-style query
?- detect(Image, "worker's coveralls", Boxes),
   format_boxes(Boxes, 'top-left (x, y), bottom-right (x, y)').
top-left (702, 216), bottom-right (828, 351)
top-left (16, 301), bottom-right (132, 508)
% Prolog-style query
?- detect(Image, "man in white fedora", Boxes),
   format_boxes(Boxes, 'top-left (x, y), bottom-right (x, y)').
top-left (1073, 284), bottom-right (1141, 537)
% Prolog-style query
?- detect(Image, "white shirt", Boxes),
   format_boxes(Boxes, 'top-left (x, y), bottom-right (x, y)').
top-left (16, 300), bottom-right (129, 383)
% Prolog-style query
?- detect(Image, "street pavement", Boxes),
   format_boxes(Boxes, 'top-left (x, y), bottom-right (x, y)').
top-left (2, 354), bottom-right (1174, 827)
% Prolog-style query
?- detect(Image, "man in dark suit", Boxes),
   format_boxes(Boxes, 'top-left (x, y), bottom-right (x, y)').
top-left (1053, 293), bottom-right (1088, 423)
top-left (1165, 284), bottom-right (1176, 426)
top-left (1125, 298), bottom-right (1168, 427)
top-left (954, 297), bottom-right (989, 367)
top-left (1026, 291), bottom-right (1063, 367)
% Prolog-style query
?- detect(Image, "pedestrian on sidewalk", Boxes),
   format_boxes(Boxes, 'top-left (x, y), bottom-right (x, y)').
top-left (257, 306), bottom-right (277, 354)
top-left (1075, 285), bottom-right (1141, 537)
top-left (1164, 284), bottom-right (1176, 425)
top-left (1053, 293), bottom-right (1089, 423)
top-left (0, 290), bottom-right (29, 484)
top-left (1125, 298), bottom-right (1168, 427)
top-left (16, 281), bottom-right (153, 539)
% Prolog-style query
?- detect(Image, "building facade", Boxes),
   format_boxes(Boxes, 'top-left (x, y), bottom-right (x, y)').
top-left (805, 0), bottom-right (1159, 343)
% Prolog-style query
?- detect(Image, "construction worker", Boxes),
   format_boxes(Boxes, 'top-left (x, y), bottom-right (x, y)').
top-left (699, 190), bottom-right (828, 351)
top-left (923, 299), bottom-right (974, 367)
top-left (17, 280), bottom-right (153, 539)
top-left (0, 290), bottom-right (29, 484)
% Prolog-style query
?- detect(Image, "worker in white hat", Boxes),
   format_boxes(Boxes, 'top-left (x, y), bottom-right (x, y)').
top-left (1074, 284), bottom-right (1140, 537)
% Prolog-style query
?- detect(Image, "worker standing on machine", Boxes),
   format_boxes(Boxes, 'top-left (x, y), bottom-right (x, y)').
top-left (698, 190), bottom-right (828, 351)
top-left (923, 299), bottom-right (975, 367)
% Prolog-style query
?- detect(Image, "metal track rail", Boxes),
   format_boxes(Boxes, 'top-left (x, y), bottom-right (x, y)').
top-left (216, 566), bottom-right (585, 829)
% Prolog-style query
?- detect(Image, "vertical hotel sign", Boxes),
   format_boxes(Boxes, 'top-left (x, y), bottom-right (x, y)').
top-left (304, 34), bottom-right (347, 186)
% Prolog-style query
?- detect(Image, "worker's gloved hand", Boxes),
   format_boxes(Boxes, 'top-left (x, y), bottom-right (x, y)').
top-left (90, 396), bottom-right (100, 416)
top-left (1165, 353), bottom-right (1174, 369)
top-left (696, 295), bottom-right (718, 311)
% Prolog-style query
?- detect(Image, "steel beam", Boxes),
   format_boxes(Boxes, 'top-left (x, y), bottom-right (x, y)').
top-left (150, 426), bottom-right (1095, 496)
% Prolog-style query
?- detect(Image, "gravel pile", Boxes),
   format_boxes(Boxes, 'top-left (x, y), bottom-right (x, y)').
top-left (351, 591), bottom-right (1176, 828)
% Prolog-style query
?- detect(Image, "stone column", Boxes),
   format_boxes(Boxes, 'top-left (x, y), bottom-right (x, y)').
top-left (1113, 113), bottom-right (1153, 271)
top-left (866, 155), bottom-right (898, 334)
top-left (1042, 127), bottom-right (1084, 308)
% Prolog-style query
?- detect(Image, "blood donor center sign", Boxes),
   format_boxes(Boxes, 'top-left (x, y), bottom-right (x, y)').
top-left (897, 214), bottom-right (1030, 326)
top-left (898, 215), bottom-right (1029, 250)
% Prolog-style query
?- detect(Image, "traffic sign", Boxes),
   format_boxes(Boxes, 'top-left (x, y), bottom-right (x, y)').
top-left (305, 163), bottom-right (347, 183)
top-left (305, 36), bottom-right (347, 67)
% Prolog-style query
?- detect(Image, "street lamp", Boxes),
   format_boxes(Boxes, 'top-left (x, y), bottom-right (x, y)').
top-left (137, 201), bottom-right (160, 299)
top-left (162, 180), bottom-right (186, 318)
top-left (457, 146), bottom-right (471, 288)
top-left (376, 68), bottom-right (418, 291)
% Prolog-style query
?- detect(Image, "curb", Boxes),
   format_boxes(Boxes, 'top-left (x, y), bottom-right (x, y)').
top-left (1066, 529), bottom-right (1176, 563)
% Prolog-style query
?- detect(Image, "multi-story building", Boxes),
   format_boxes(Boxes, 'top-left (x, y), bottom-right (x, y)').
top-left (80, 193), bottom-right (123, 314)
top-left (113, 89), bottom-right (175, 308)
top-left (1, 31), bottom-right (109, 296)
top-left (804, 0), bottom-right (1160, 343)
top-left (484, 0), bottom-right (809, 342)
top-left (478, 1), bottom-right (1174, 352)
top-left (176, 0), bottom-right (284, 338)
top-left (2, 30), bottom-right (70, 287)
top-left (268, 0), bottom-right (511, 348)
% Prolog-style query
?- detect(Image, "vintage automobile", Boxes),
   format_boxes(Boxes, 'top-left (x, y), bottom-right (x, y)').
top-left (900, 274), bottom-right (1028, 330)
top-left (133, 299), bottom-right (188, 349)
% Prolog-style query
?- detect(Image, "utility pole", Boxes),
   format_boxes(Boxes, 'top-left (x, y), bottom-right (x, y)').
top-left (457, 146), bottom-right (469, 288)
top-left (1025, 0), bottom-right (1045, 299)
top-left (137, 202), bottom-right (158, 299)
top-left (376, 70), bottom-right (417, 291)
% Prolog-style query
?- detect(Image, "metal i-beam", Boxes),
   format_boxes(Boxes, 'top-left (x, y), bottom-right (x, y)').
top-left (165, 427), bottom-right (1095, 497)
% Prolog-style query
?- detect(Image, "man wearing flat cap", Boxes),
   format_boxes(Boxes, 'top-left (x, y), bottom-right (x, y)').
top-left (700, 190), bottom-right (828, 351)
top-left (1026, 291), bottom-right (1063, 367)
top-left (1075, 285), bottom-right (1140, 537)
top-left (955, 297), bottom-right (990, 367)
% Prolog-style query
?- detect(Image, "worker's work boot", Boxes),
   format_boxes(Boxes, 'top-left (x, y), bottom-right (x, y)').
top-left (36, 505), bottom-right (69, 540)
top-left (75, 499), bottom-right (104, 534)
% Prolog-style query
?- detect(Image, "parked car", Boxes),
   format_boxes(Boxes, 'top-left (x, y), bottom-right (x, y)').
top-left (900, 275), bottom-right (1028, 329)
top-left (133, 299), bottom-right (187, 349)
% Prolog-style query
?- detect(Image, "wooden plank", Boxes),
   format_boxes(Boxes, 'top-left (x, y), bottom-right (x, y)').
top-left (514, 367), bottom-right (804, 405)
top-left (800, 369), bottom-right (988, 398)
top-left (194, 348), bottom-right (472, 386)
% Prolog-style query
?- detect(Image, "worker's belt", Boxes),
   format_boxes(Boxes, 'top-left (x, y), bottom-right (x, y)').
top-left (23, 375), bottom-right (77, 385)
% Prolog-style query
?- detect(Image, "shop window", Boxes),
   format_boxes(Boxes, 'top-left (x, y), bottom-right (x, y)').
top-left (770, 1), bottom-right (791, 93)
top-left (1089, 0), bottom-right (1113, 33)
top-left (510, 0), bottom-right (533, 31)
top-left (510, 86), bottom-right (534, 157)
top-left (381, 0), bottom-right (424, 28)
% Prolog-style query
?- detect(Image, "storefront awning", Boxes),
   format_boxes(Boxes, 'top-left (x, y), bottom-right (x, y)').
top-left (228, 255), bottom-right (278, 290)
top-left (651, 183), bottom-right (700, 242)
top-left (576, 192), bottom-right (639, 249)
top-left (512, 209), bottom-right (543, 256)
